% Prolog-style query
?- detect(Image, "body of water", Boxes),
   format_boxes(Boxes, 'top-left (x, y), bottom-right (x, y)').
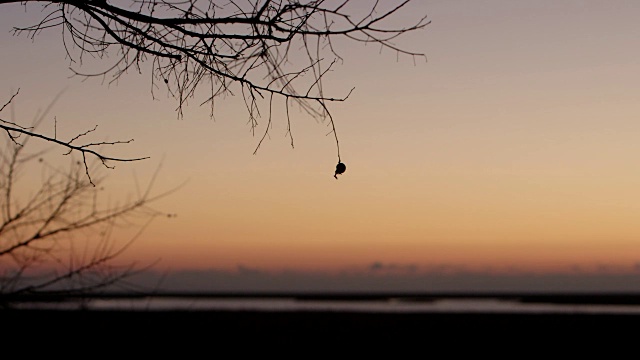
top-left (11, 294), bottom-right (640, 314)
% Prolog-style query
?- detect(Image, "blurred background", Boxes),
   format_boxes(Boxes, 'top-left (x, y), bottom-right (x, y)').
top-left (2, 0), bottom-right (640, 293)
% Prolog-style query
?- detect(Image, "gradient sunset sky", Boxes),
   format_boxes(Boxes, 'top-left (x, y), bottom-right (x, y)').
top-left (2, 1), bottom-right (640, 292)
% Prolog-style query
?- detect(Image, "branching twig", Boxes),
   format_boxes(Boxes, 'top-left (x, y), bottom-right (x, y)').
top-left (0, 132), bottom-right (179, 298)
top-left (7, 0), bottom-right (429, 162)
top-left (0, 91), bottom-right (149, 186)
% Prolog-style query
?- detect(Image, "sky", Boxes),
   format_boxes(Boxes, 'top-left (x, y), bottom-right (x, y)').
top-left (2, 0), bottom-right (640, 293)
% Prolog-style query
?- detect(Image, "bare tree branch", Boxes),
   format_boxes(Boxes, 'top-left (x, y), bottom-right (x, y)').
top-left (5, 0), bottom-right (429, 166)
top-left (0, 90), bottom-right (149, 186)
top-left (0, 124), bottom-right (179, 300)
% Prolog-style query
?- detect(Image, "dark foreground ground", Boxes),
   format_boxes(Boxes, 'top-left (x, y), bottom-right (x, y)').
top-left (3, 309), bottom-right (638, 353)
top-left (4, 293), bottom-right (640, 354)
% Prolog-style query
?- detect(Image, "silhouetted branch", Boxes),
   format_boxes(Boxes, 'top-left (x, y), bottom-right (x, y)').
top-left (0, 122), bottom-right (178, 299)
top-left (0, 90), bottom-right (149, 186)
top-left (7, 0), bottom-right (429, 162)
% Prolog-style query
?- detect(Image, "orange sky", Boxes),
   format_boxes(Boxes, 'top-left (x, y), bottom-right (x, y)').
top-left (2, 0), bottom-right (640, 285)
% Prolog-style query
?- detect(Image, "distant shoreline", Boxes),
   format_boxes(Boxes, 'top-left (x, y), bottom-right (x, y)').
top-left (5, 291), bottom-right (640, 304)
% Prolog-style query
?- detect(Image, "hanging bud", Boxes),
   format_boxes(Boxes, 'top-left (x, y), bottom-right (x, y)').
top-left (334, 162), bottom-right (346, 179)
